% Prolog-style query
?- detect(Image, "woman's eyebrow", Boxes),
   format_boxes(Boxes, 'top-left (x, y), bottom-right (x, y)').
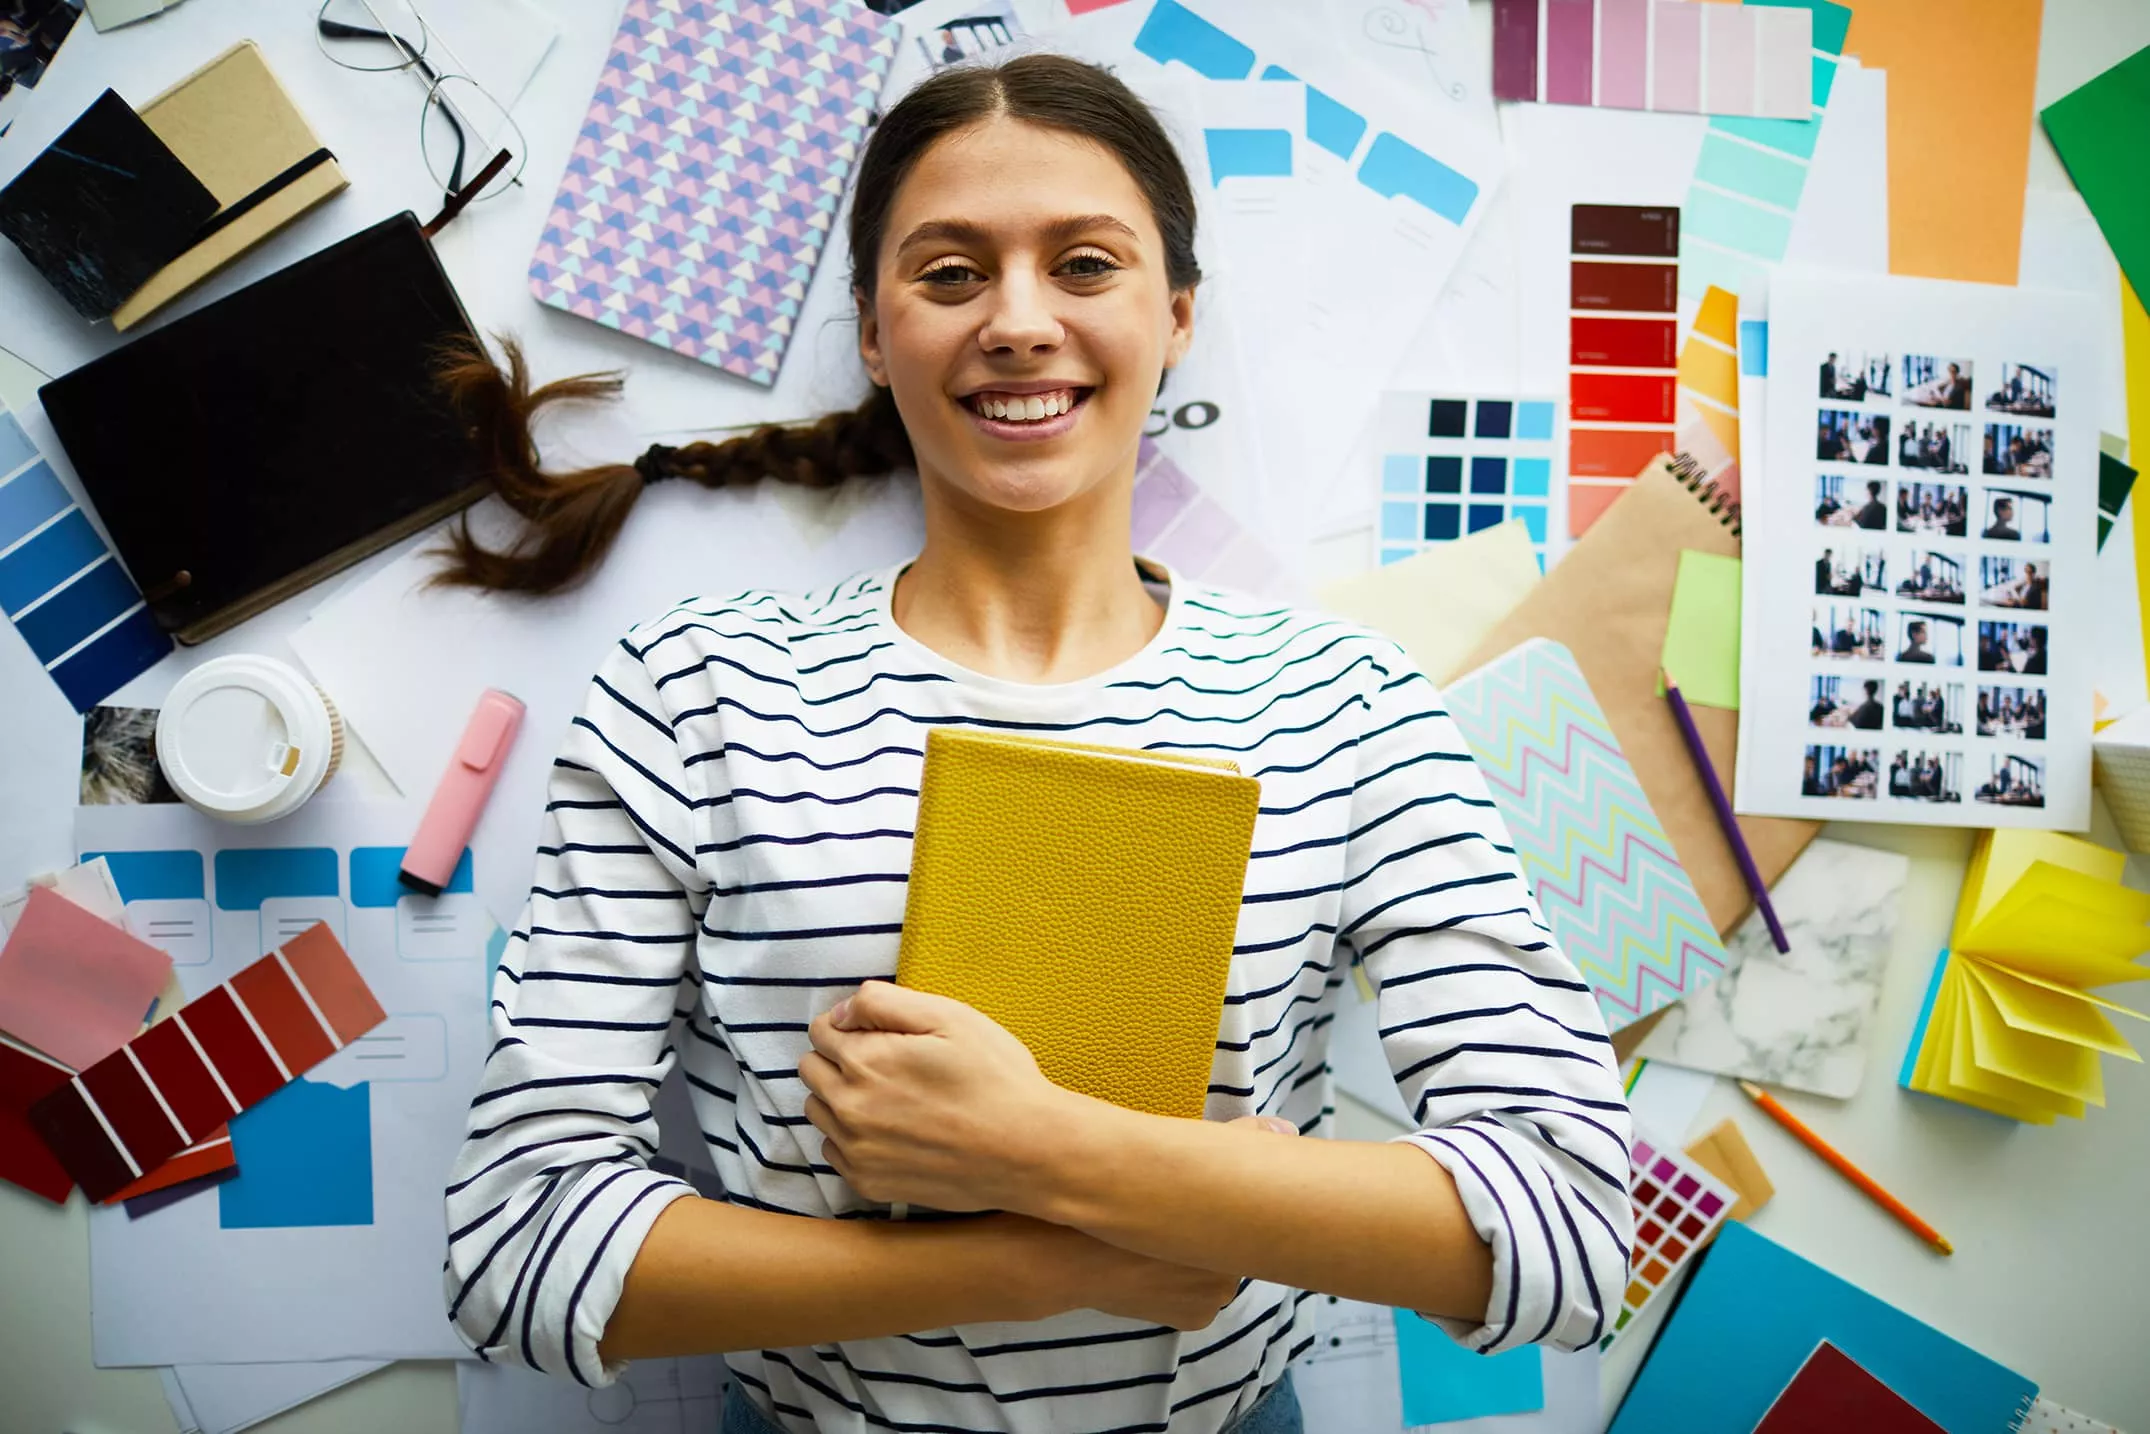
top-left (894, 213), bottom-right (1141, 254)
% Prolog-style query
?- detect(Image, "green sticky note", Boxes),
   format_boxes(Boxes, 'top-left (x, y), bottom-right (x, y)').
top-left (1660, 550), bottom-right (1743, 709)
top-left (2042, 45), bottom-right (2150, 305)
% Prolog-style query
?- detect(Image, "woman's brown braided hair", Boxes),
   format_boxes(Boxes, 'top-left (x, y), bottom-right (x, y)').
top-left (431, 52), bottom-right (1203, 594)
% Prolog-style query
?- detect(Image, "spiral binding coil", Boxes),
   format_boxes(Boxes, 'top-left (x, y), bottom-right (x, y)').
top-left (1667, 448), bottom-right (1743, 537)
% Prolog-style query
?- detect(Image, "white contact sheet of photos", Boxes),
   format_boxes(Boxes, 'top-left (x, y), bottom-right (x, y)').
top-left (1737, 267), bottom-right (2098, 829)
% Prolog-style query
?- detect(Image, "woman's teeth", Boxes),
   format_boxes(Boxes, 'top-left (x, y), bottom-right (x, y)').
top-left (972, 390), bottom-right (1077, 421)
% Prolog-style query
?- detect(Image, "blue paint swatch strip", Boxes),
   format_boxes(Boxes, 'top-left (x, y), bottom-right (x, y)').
top-left (0, 401), bottom-right (168, 710)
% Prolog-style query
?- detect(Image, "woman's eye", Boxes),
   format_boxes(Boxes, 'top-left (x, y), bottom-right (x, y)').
top-left (1061, 253), bottom-right (1119, 278)
top-left (919, 263), bottom-right (981, 286)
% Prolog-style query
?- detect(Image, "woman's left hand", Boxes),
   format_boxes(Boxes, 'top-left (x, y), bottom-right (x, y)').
top-left (800, 980), bottom-right (1074, 1214)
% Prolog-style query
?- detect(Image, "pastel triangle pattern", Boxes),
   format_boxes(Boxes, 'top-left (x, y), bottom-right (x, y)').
top-left (528, 0), bottom-right (899, 386)
top-left (1444, 638), bottom-right (1729, 1029)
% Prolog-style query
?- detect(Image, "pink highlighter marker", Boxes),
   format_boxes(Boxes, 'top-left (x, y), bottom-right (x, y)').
top-left (400, 689), bottom-right (525, 895)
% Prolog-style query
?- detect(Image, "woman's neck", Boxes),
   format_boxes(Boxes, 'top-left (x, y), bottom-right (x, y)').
top-left (891, 525), bottom-right (1165, 686)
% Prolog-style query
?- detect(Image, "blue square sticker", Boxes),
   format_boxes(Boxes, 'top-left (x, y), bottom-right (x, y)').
top-left (1381, 499), bottom-right (1420, 542)
top-left (1470, 456), bottom-right (1508, 494)
top-left (1467, 504), bottom-right (1506, 532)
top-left (1425, 456), bottom-right (1463, 493)
top-left (1383, 454), bottom-right (1421, 494)
top-left (1516, 401), bottom-right (1555, 440)
top-left (1422, 503), bottom-right (1461, 541)
top-left (1511, 457), bottom-right (1551, 496)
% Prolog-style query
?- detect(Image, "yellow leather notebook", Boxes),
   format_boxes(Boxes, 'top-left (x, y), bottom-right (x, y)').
top-left (896, 728), bottom-right (1261, 1119)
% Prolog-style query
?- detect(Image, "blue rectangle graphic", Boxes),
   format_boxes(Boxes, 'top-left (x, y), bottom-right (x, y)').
top-left (1357, 131), bottom-right (1477, 226)
top-left (1205, 128), bottom-right (1292, 183)
top-left (85, 849), bottom-right (206, 903)
top-left (215, 847), bottom-right (341, 910)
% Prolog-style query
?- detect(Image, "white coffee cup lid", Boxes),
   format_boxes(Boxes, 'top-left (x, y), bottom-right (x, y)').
top-left (157, 656), bottom-right (337, 824)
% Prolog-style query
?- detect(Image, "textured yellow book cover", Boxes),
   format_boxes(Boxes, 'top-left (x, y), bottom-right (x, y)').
top-left (896, 728), bottom-right (1261, 1119)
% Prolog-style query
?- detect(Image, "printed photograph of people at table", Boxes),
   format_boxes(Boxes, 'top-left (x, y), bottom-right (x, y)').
top-left (1895, 610), bottom-right (1964, 666)
top-left (1976, 753), bottom-right (2045, 808)
top-left (1816, 473), bottom-right (1889, 528)
top-left (1818, 408), bottom-right (1891, 464)
top-left (1895, 550), bottom-right (1963, 604)
top-left (1979, 619), bottom-right (2048, 674)
top-left (1898, 420), bottom-right (1970, 472)
top-left (1813, 603), bottom-right (1886, 660)
top-left (1979, 556), bottom-right (2047, 610)
top-left (1982, 488), bottom-right (2050, 543)
top-left (1985, 361), bottom-right (2056, 418)
top-left (1802, 744), bottom-right (1880, 799)
top-left (1983, 423), bottom-right (2052, 477)
top-left (1815, 545), bottom-right (1886, 595)
top-left (1901, 354), bottom-right (1973, 410)
top-left (1896, 481), bottom-right (1967, 536)
top-left (1809, 673), bottom-right (1885, 729)
top-left (1818, 350), bottom-right (1892, 402)
top-left (1892, 680), bottom-right (1963, 734)
top-left (1887, 749), bottom-right (1962, 803)
top-left (1978, 684), bottom-right (2047, 739)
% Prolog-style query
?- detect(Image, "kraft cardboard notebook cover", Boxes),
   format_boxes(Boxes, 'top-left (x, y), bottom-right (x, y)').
top-left (1459, 459), bottom-right (1821, 983)
top-left (896, 729), bottom-right (1260, 1119)
top-left (113, 41), bottom-right (349, 330)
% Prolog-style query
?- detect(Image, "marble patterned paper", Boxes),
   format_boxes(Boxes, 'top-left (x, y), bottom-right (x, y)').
top-left (1637, 838), bottom-right (1911, 1098)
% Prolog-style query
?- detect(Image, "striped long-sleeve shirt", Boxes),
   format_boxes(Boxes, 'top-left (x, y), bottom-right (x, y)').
top-left (443, 557), bottom-right (1632, 1433)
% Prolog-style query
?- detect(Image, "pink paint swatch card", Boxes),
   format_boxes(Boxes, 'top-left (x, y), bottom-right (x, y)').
top-left (0, 887), bottom-right (171, 1070)
top-left (1494, 0), bottom-right (1812, 119)
top-left (529, 0), bottom-right (899, 387)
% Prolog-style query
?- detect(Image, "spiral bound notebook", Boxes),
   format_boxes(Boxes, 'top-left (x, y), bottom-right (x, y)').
top-left (529, 0), bottom-right (899, 387)
top-left (1456, 459), bottom-right (1818, 1056)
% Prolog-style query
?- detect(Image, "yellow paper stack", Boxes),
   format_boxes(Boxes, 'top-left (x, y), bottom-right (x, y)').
top-left (1902, 831), bottom-right (2150, 1123)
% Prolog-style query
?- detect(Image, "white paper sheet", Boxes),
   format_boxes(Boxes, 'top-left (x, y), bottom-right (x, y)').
top-left (457, 1355), bottom-right (731, 1434)
top-left (1736, 267), bottom-right (2100, 830)
top-left (164, 1360), bottom-right (387, 1434)
top-left (79, 801), bottom-right (492, 1366)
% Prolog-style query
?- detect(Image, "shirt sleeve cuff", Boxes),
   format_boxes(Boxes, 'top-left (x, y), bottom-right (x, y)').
top-left (1393, 1129), bottom-right (1534, 1354)
top-left (558, 1169), bottom-right (700, 1388)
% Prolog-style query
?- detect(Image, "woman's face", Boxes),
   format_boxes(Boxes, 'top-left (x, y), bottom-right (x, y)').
top-left (858, 115), bottom-right (1194, 518)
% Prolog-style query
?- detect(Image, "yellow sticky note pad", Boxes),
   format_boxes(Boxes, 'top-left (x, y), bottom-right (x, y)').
top-left (1967, 961), bottom-right (2139, 1060)
top-left (1962, 967), bottom-right (2106, 1105)
top-left (1659, 550), bottom-right (1742, 710)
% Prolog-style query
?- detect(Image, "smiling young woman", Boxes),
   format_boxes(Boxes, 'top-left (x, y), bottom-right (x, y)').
top-left (440, 53), bottom-right (1631, 1434)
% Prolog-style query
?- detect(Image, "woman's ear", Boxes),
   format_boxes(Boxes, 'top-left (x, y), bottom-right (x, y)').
top-left (1162, 284), bottom-right (1196, 370)
top-left (856, 286), bottom-right (888, 386)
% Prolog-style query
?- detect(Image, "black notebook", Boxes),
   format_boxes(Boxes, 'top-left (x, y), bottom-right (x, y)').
top-left (39, 213), bottom-right (489, 643)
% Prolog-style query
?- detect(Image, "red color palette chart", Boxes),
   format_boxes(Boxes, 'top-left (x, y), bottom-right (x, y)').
top-left (1493, 0), bottom-right (1812, 119)
top-left (27, 923), bottom-right (384, 1202)
top-left (1607, 1132), bottom-right (1735, 1346)
top-left (1569, 204), bottom-right (1681, 536)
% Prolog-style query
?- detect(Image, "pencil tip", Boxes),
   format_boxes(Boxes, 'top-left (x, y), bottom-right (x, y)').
top-left (1737, 1080), bottom-right (1763, 1098)
top-left (1935, 1237), bottom-right (1954, 1256)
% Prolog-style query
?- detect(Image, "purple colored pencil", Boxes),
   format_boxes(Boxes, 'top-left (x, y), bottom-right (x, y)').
top-left (1660, 670), bottom-right (1791, 953)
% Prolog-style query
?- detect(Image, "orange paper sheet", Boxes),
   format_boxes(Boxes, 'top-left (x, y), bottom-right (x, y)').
top-left (1843, 0), bottom-right (2044, 284)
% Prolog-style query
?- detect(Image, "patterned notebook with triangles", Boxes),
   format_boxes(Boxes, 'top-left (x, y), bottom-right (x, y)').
top-left (1446, 637), bottom-right (1728, 1030)
top-left (529, 0), bottom-right (898, 386)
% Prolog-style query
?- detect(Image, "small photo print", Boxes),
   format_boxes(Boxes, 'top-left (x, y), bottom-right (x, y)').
top-left (1978, 556), bottom-right (2047, 610)
top-left (1803, 744), bottom-right (1880, 800)
top-left (1982, 423), bottom-right (2053, 478)
top-left (1901, 355), bottom-right (1973, 410)
top-left (1891, 680), bottom-right (1963, 735)
top-left (1812, 602), bottom-right (1886, 661)
top-left (1810, 674), bottom-right (1886, 730)
top-left (1894, 550), bottom-right (1964, 605)
top-left (1898, 419), bottom-right (1971, 473)
top-left (1985, 363), bottom-right (2056, 418)
top-left (1978, 619), bottom-right (2048, 675)
top-left (1815, 544), bottom-right (1886, 596)
top-left (1982, 488), bottom-right (2050, 543)
top-left (1976, 754), bottom-right (2045, 809)
top-left (915, 3), bottom-right (1020, 70)
top-left (1818, 409), bottom-right (1891, 465)
top-left (80, 705), bottom-right (179, 805)
top-left (1816, 474), bottom-right (1889, 529)
top-left (1896, 482), bottom-right (1967, 537)
top-left (1819, 351), bottom-right (1892, 403)
top-left (1886, 749), bottom-right (1962, 803)
top-left (1977, 685), bottom-right (2047, 740)
top-left (1895, 610), bottom-right (1964, 667)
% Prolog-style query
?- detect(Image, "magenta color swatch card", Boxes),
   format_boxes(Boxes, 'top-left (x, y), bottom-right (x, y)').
top-left (530, 0), bottom-right (900, 386)
top-left (1494, 0), bottom-right (1811, 119)
top-left (0, 887), bottom-right (170, 1071)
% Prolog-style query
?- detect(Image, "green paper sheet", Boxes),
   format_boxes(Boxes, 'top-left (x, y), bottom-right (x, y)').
top-left (1659, 550), bottom-right (1743, 709)
top-left (2099, 449), bottom-right (2137, 551)
top-left (2042, 46), bottom-right (2150, 304)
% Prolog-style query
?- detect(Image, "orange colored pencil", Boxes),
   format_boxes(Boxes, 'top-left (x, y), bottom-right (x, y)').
top-left (1737, 1080), bottom-right (1953, 1256)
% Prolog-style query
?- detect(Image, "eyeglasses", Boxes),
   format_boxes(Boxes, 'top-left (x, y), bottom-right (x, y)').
top-left (314, 0), bottom-right (528, 207)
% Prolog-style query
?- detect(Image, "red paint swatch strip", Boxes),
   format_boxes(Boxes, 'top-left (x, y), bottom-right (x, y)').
top-left (27, 922), bottom-right (383, 1203)
top-left (1568, 203), bottom-right (1681, 536)
top-left (0, 1037), bottom-right (76, 1204)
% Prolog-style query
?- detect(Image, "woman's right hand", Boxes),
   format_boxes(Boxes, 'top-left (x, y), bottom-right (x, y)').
top-left (1025, 1114), bottom-right (1297, 1331)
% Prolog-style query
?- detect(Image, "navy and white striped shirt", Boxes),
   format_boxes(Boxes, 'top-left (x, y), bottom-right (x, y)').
top-left (443, 557), bottom-right (1632, 1432)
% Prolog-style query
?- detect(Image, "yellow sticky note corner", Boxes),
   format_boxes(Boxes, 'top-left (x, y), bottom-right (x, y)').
top-left (1963, 960), bottom-right (2140, 1061)
top-left (1659, 550), bottom-right (1742, 709)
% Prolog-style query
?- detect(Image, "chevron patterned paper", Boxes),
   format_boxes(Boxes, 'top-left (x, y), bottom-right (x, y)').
top-left (530, 0), bottom-right (898, 386)
top-left (1445, 638), bottom-right (1728, 1029)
